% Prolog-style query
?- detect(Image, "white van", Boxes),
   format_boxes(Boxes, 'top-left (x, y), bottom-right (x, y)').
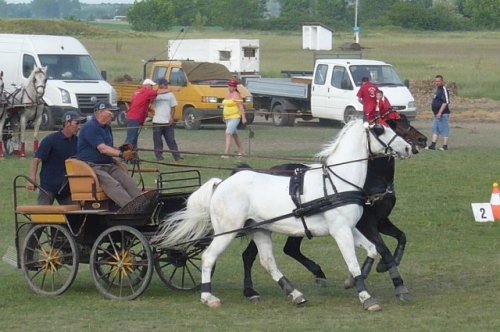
top-left (0, 34), bottom-right (117, 130)
top-left (311, 59), bottom-right (416, 121)
top-left (246, 58), bottom-right (416, 126)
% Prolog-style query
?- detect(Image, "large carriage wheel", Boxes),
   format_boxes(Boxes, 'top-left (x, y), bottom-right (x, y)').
top-left (89, 226), bottom-right (153, 300)
top-left (154, 242), bottom-right (213, 291)
top-left (21, 224), bottom-right (79, 296)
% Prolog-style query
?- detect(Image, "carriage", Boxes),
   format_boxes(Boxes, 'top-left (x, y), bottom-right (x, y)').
top-left (11, 113), bottom-right (424, 309)
top-left (12, 160), bottom-right (210, 300)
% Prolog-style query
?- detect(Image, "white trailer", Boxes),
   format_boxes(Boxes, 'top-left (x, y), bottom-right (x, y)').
top-left (167, 39), bottom-right (260, 79)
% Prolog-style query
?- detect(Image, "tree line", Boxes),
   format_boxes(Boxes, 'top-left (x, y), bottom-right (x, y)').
top-left (1, 0), bottom-right (499, 31)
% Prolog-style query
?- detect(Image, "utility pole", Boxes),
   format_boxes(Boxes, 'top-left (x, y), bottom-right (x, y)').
top-left (354, 0), bottom-right (360, 44)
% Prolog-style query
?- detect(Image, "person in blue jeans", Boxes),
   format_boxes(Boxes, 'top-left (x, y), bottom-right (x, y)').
top-left (426, 75), bottom-right (451, 151)
top-left (152, 78), bottom-right (183, 162)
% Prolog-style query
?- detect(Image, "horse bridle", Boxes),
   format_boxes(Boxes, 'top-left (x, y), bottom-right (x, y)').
top-left (32, 68), bottom-right (47, 101)
top-left (366, 123), bottom-right (400, 157)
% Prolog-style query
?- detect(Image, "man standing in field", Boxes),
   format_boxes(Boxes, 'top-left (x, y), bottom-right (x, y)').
top-left (426, 75), bottom-right (450, 151)
top-left (123, 79), bottom-right (174, 155)
top-left (26, 111), bottom-right (85, 205)
top-left (152, 78), bottom-right (183, 162)
top-left (357, 76), bottom-right (379, 121)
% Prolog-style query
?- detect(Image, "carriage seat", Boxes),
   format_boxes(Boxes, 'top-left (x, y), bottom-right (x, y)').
top-left (15, 204), bottom-right (81, 214)
top-left (65, 159), bottom-right (108, 202)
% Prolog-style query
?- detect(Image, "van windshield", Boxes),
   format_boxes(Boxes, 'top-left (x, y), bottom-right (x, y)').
top-left (39, 55), bottom-right (103, 80)
top-left (349, 65), bottom-right (404, 87)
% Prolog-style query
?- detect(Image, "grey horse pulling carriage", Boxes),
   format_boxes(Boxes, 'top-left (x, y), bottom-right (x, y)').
top-left (13, 159), bottom-right (210, 300)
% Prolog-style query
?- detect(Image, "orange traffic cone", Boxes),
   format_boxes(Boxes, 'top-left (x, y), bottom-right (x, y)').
top-left (490, 182), bottom-right (500, 221)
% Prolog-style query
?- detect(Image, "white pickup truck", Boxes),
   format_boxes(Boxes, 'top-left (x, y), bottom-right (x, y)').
top-left (246, 59), bottom-right (416, 126)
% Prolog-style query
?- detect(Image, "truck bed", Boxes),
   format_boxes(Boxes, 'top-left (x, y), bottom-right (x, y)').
top-left (245, 78), bottom-right (310, 100)
top-left (112, 82), bottom-right (142, 103)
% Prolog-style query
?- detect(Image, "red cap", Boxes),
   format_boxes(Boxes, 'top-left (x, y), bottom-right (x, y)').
top-left (228, 79), bottom-right (238, 87)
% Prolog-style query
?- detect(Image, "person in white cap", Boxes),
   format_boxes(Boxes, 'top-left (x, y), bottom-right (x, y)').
top-left (123, 78), bottom-right (176, 154)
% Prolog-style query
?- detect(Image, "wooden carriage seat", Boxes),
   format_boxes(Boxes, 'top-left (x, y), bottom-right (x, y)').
top-left (65, 159), bottom-right (108, 202)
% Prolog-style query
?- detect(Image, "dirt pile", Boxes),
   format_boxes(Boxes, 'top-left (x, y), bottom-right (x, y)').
top-left (410, 79), bottom-right (500, 121)
top-left (113, 75), bottom-right (141, 83)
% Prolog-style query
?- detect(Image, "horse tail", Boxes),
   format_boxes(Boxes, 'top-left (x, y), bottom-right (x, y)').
top-left (152, 177), bottom-right (223, 249)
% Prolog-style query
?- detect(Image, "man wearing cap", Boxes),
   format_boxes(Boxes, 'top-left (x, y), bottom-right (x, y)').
top-left (77, 101), bottom-right (142, 208)
top-left (152, 78), bottom-right (183, 162)
top-left (123, 79), bottom-right (173, 152)
top-left (26, 110), bottom-right (85, 205)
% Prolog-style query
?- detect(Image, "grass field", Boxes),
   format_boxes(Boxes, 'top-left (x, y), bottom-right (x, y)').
top-left (1, 117), bottom-right (500, 331)
top-left (1, 27), bottom-right (500, 331)
top-left (80, 28), bottom-right (500, 101)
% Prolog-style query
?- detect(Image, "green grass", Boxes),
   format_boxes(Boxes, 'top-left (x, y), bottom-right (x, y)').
top-left (77, 28), bottom-right (500, 100)
top-left (1, 119), bottom-right (500, 331)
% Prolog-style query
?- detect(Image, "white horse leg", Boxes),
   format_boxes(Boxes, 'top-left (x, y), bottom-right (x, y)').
top-left (252, 230), bottom-right (308, 305)
top-left (330, 225), bottom-right (381, 311)
top-left (200, 233), bottom-right (238, 308)
top-left (32, 105), bottom-right (43, 152)
top-left (19, 112), bottom-right (27, 158)
top-left (344, 228), bottom-right (378, 289)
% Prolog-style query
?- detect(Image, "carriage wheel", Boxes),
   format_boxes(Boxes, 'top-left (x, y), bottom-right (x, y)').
top-left (21, 224), bottom-right (79, 296)
top-left (154, 243), bottom-right (213, 291)
top-left (90, 226), bottom-right (153, 300)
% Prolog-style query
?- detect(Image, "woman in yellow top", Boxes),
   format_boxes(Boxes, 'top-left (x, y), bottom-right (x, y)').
top-left (221, 78), bottom-right (247, 158)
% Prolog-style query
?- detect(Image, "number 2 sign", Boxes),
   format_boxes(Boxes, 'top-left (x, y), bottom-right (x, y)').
top-left (471, 203), bottom-right (495, 222)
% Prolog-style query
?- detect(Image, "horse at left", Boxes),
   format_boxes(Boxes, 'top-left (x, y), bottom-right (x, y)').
top-left (0, 66), bottom-right (47, 158)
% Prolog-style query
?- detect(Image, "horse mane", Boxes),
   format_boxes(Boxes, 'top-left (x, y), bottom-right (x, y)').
top-left (314, 119), bottom-right (362, 162)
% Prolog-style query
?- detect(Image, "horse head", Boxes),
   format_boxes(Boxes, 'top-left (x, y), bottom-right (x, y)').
top-left (28, 66), bottom-right (48, 100)
top-left (364, 119), bottom-right (412, 160)
top-left (381, 111), bottom-right (427, 154)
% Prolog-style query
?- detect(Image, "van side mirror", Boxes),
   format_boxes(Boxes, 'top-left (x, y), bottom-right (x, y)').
top-left (404, 79), bottom-right (410, 89)
top-left (101, 70), bottom-right (107, 81)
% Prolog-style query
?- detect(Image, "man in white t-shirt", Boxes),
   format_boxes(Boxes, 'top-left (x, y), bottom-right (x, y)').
top-left (152, 78), bottom-right (183, 162)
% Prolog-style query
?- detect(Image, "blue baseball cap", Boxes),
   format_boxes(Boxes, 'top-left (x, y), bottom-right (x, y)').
top-left (93, 100), bottom-right (118, 112)
top-left (62, 111), bottom-right (86, 123)
top-left (157, 78), bottom-right (169, 85)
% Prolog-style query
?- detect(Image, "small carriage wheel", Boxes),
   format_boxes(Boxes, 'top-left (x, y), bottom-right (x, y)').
top-left (21, 224), bottom-right (79, 296)
top-left (154, 242), bottom-right (215, 291)
top-left (90, 226), bottom-right (153, 300)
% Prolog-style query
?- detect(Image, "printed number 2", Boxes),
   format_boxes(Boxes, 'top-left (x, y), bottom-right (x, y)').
top-left (480, 208), bottom-right (486, 219)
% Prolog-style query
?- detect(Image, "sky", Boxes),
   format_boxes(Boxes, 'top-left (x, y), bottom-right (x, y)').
top-left (6, 0), bottom-right (135, 3)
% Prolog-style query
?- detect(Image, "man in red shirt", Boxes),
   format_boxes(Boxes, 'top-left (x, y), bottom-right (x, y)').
top-left (356, 76), bottom-right (379, 121)
top-left (124, 79), bottom-right (172, 152)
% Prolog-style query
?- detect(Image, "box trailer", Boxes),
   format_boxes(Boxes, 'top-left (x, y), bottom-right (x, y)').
top-left (167, 39), bottom-right (260, 80)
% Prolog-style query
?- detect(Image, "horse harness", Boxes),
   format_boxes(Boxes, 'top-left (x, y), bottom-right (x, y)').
top-left (288, 164), bottom-right (365, 239)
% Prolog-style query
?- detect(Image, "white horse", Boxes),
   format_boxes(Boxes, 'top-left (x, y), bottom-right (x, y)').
top-left (153, 119), bottom-right (412, 310)
top-left (0, 66), bottom-right (47, 157)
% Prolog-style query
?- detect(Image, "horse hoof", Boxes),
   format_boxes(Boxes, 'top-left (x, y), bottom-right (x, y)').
top-left (397, 293), bottom-right (410, 303)
top-left (363, 297), bottom-right (381, 312)
top-left (201, 299), bottom-right (221, 308)
top-left (395, 285), bottom-right (410, 303)
top-left (366, 303), bottom-right (382, 312)
top-left (201, 294), bottom-right (221, 308)
top-left (314, 278), bottom-right (327, 287)
top-left (293, 295), bottom-right (308, 305)
top-left (248, 295), bottom-right (261, 303)
top-left (343, 275), bottom-right (355, 289)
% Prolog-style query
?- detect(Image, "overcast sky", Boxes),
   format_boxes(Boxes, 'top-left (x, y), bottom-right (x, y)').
top-left (6, 0), bottom-right (135, 3)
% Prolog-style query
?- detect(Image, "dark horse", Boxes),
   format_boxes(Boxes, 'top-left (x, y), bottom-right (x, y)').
top-left (238, 113), bottom-right (427, 303)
